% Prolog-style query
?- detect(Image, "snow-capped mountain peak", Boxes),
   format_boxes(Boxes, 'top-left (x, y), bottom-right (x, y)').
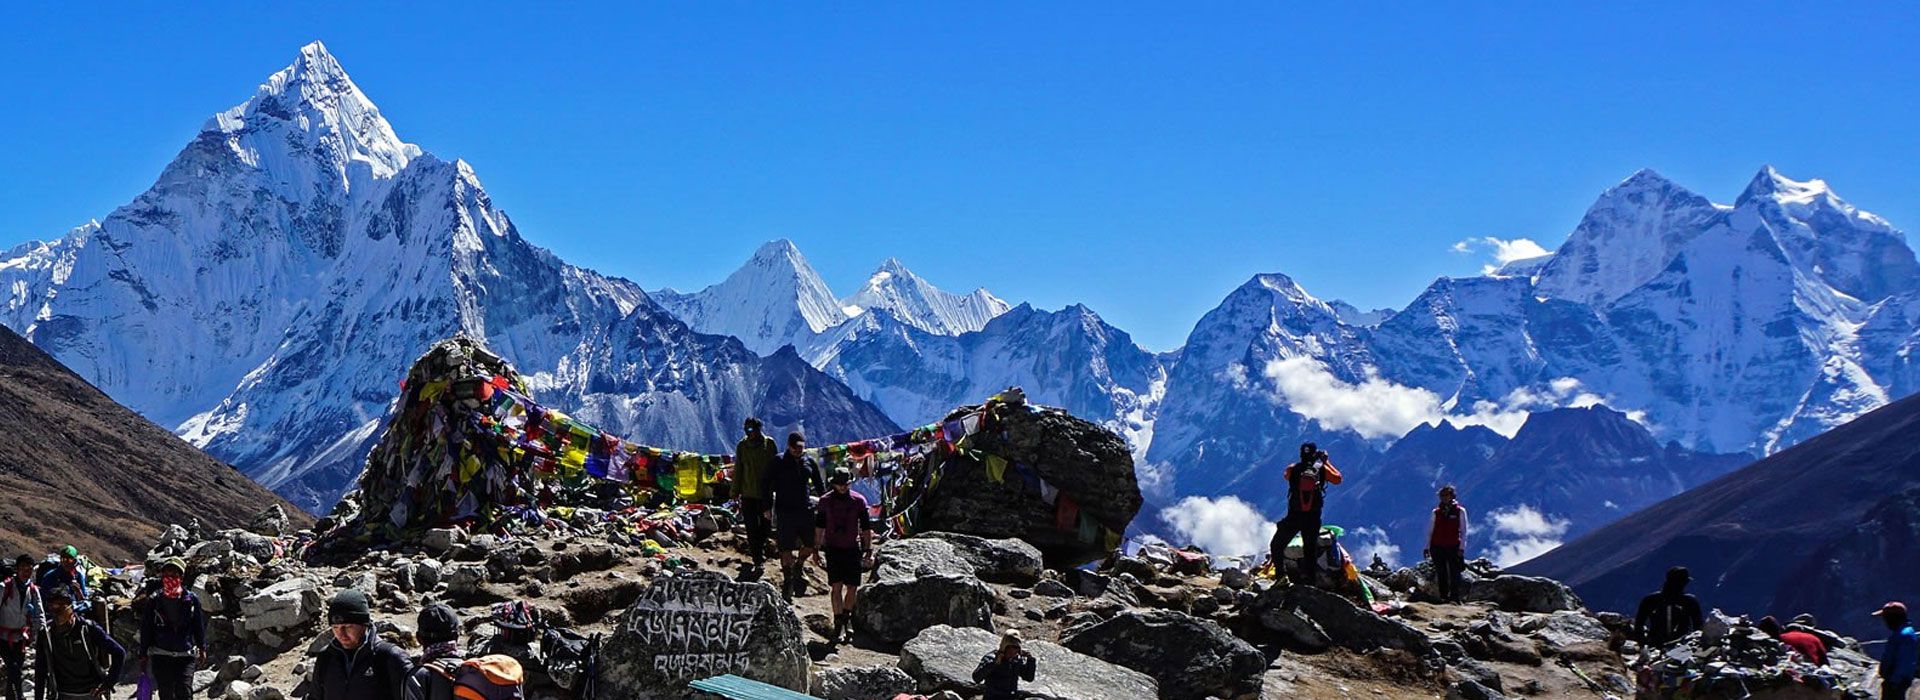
top-left (840, 257), bottom-right (1011, 336)
top-left (650, 239), bottom-right (851, 355)
top-left (208, 41), bottom-right (418, 181)
top-left (1737, 165), bottom-right (1834, 207)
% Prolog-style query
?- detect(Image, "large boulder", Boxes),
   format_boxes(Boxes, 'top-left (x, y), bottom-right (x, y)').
top-left (919, 532), bottom-right (1044, 584)
top-left (907, 403), bottom-right (1141, 567)
top-left (1059, 609), bottom-right (1264, 700)
top-left (899, 624), bottom-right (1158, 700)
top-left (1464, 575), bottom-right (1583, 613)
top-left (599, 572), bottom-right (808, 698)
top-left (856, 573), bottom-right (996, 644)
top-left (813, 665), bottom-right (917, 700)
top-left (873, 538), bottom-right (976, 582)
top-left (1256, 584), bottom-right (1431, 655)
top-left (238, 578), bottom-right (322, 633)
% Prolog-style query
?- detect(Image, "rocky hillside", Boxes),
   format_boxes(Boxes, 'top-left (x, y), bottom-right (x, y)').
top-left (0, 324), bottom-right (308, 563)
top-left (1517, 392), bottom-right (1920, 640)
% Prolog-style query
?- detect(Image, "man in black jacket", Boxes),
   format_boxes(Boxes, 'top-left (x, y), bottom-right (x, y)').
top-left (769, 432), bottom-right (824, 601)
top-left (971, 630), bottom-right (1036, 700)
top-left (407, 603), bottom-right (462, 700)
top-left (1634, 566), bottom-right (1704, 647)
top-left (35, 587), bottom-right (122, 700)
top-left (311, 589), bottom-right (409, 700)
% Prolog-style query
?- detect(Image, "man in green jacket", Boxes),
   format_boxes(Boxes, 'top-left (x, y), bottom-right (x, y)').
top-left (735, 417), bottom-right (779, 577)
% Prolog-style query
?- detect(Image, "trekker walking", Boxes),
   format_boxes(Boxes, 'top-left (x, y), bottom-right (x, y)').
top-left (971, 630), bottom-right (1036, 700)
top-left (136, 558), bottom-right (205, 700)
top-left (311, 589), bottom-right (409, 700)
top-left (1875, 602), bottom-right (1917, 699)
top-left (0, 555), bottom-right (42, 700)
top-left (1757, 616), bottom-right (1827, 666)
top-left (407, 603), bottom-right (462, 700)
top-left (34, 587), bottom-right (122, 700)
top-left (769, 432), bottom-right (824, 601)
top-left (735, 417), bottom-right (779, 578)
top-left (1425, 485), bottom-right (1469, 603)
top-left (813, 467), bottom-right (875, 641)
top-left (1268, 443), bottom-right (1343, 585)
top-left (1634, 566), bottom-right (1704, 648)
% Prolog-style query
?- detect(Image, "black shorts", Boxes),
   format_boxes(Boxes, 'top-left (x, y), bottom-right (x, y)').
top-left (825, 547), bottom-right (864, 585)
top-left (775, 513), bottom-right (815, 550)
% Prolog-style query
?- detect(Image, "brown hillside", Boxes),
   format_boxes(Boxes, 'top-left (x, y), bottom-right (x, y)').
top-left (0, 325), bottom-right (309, 564)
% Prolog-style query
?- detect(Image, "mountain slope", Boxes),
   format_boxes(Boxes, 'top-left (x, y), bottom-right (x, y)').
top-left (807, 303), bottom-right (1165, 444)
top-left (0, 42), bottom-right (897, 512)
top-left (0, 324), bottom-right (309, 562)
top-left (1516, 392), bottom-right (1920, 637)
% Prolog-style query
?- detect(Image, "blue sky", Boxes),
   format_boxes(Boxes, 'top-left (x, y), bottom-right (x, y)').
top-left (3, 4), bottom-right (1917, 350)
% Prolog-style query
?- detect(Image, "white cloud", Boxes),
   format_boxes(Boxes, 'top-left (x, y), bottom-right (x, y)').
top-left (1259, 358), bottom-right (1620, 439)
top-left (1345, 526), bottom-right (1402, 569)
top-left (1453, 236), bottom-right (1552, 275)
top-left (1263, 358), bottom-right (1451, 439)
top-left (1485, 505), bottom-right (1570, 567)
top-left (1159, 496), bottom-right (1276, 560)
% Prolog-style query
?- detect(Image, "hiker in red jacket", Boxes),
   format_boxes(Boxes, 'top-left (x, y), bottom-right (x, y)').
top-left (1268, 443), bottom-right (1343, 585)
top-left (1757, 616), bottom-right (1827, 666)
top-left (1424, 485), bottom-right (1469, 602)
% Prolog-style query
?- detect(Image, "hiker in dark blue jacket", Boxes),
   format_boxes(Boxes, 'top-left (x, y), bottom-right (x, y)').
top-left (971, 631), bottom-right (1036, 700)
top-left (1874, 601), bottom-right (1917, 699)
top-left (768, 432), bottom-right (824, 601)
top-left (137, 558), bottom-right (205, 700)
top-left (35, 587), bottom-right (123, 700)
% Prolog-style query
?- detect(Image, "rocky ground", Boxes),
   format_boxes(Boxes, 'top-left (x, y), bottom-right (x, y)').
top-left (34, 504), bottom-right (1884, 700)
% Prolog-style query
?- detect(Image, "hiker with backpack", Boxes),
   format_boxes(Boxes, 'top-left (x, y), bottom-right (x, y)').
top-left (470, 601), bottom-right (541, 672)
top-left (34, 586), bottom-right (122, 700)
top-left (1424, 485), bottom-right (1469, 602)
top-left (0, 555), bottom-right (42, 700)
top-left (36, 548), bottom-right (87, 617)
top-left (1633, 566), bottom-right (1704, 648)
top-left (735, 417), bottom-right (779, 578)
top-left (1875, 602), bottom-right (1917, 699)
top-left (409, 603), bottom-right (462, 700)
top-left (1267, 443), bottom-right (1343, 585)
top-left (769, 432), bottom-right (825, 601)
top-left (311, 589), bottom-right (410, 700)
top-left (813, 467), bottom-right (876, 641)
top-left (971, 630), bottom-right (1036, 700)
top-left (136, 558), bottom-right (205, 700)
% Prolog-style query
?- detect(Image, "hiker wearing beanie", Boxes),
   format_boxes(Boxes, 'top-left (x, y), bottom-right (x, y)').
top-left (1268, 443), bottom-right (1343, 586)
top-left (1634, 566), bottom-right (1704, 647)
top-left (1757, 616), bottom-right (1827, 666)
top-left (408, 603), bottom-right (462, 700)
top-left (311, 589), bottom-right (409, 700)
top-left (971, 630), bottom-right (1036, 700)
top-left (769, 432), bottom-right (825, 601)
top-left (735, 417), bottom-right (779, 577)
top-left (34, 586), bottom-right (122, 700)
top-left (0, 555), bottom-right (41, 700)
top-left (1875, 602), bottom-right (1917, 699)
top-left (813, 466), bottom-right (876, 641)
top-left (1424, 485), bottom-right (1469, 603)
top-left (137, 558), bottom-right (205, 700)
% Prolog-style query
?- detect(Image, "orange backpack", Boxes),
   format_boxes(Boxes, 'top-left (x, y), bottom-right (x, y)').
top-left (452, 655), bottom-right (524, 700)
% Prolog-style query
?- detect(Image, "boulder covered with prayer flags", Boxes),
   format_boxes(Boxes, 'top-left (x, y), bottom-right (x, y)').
top-left (895, 400), bottom-right (1141, 568)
